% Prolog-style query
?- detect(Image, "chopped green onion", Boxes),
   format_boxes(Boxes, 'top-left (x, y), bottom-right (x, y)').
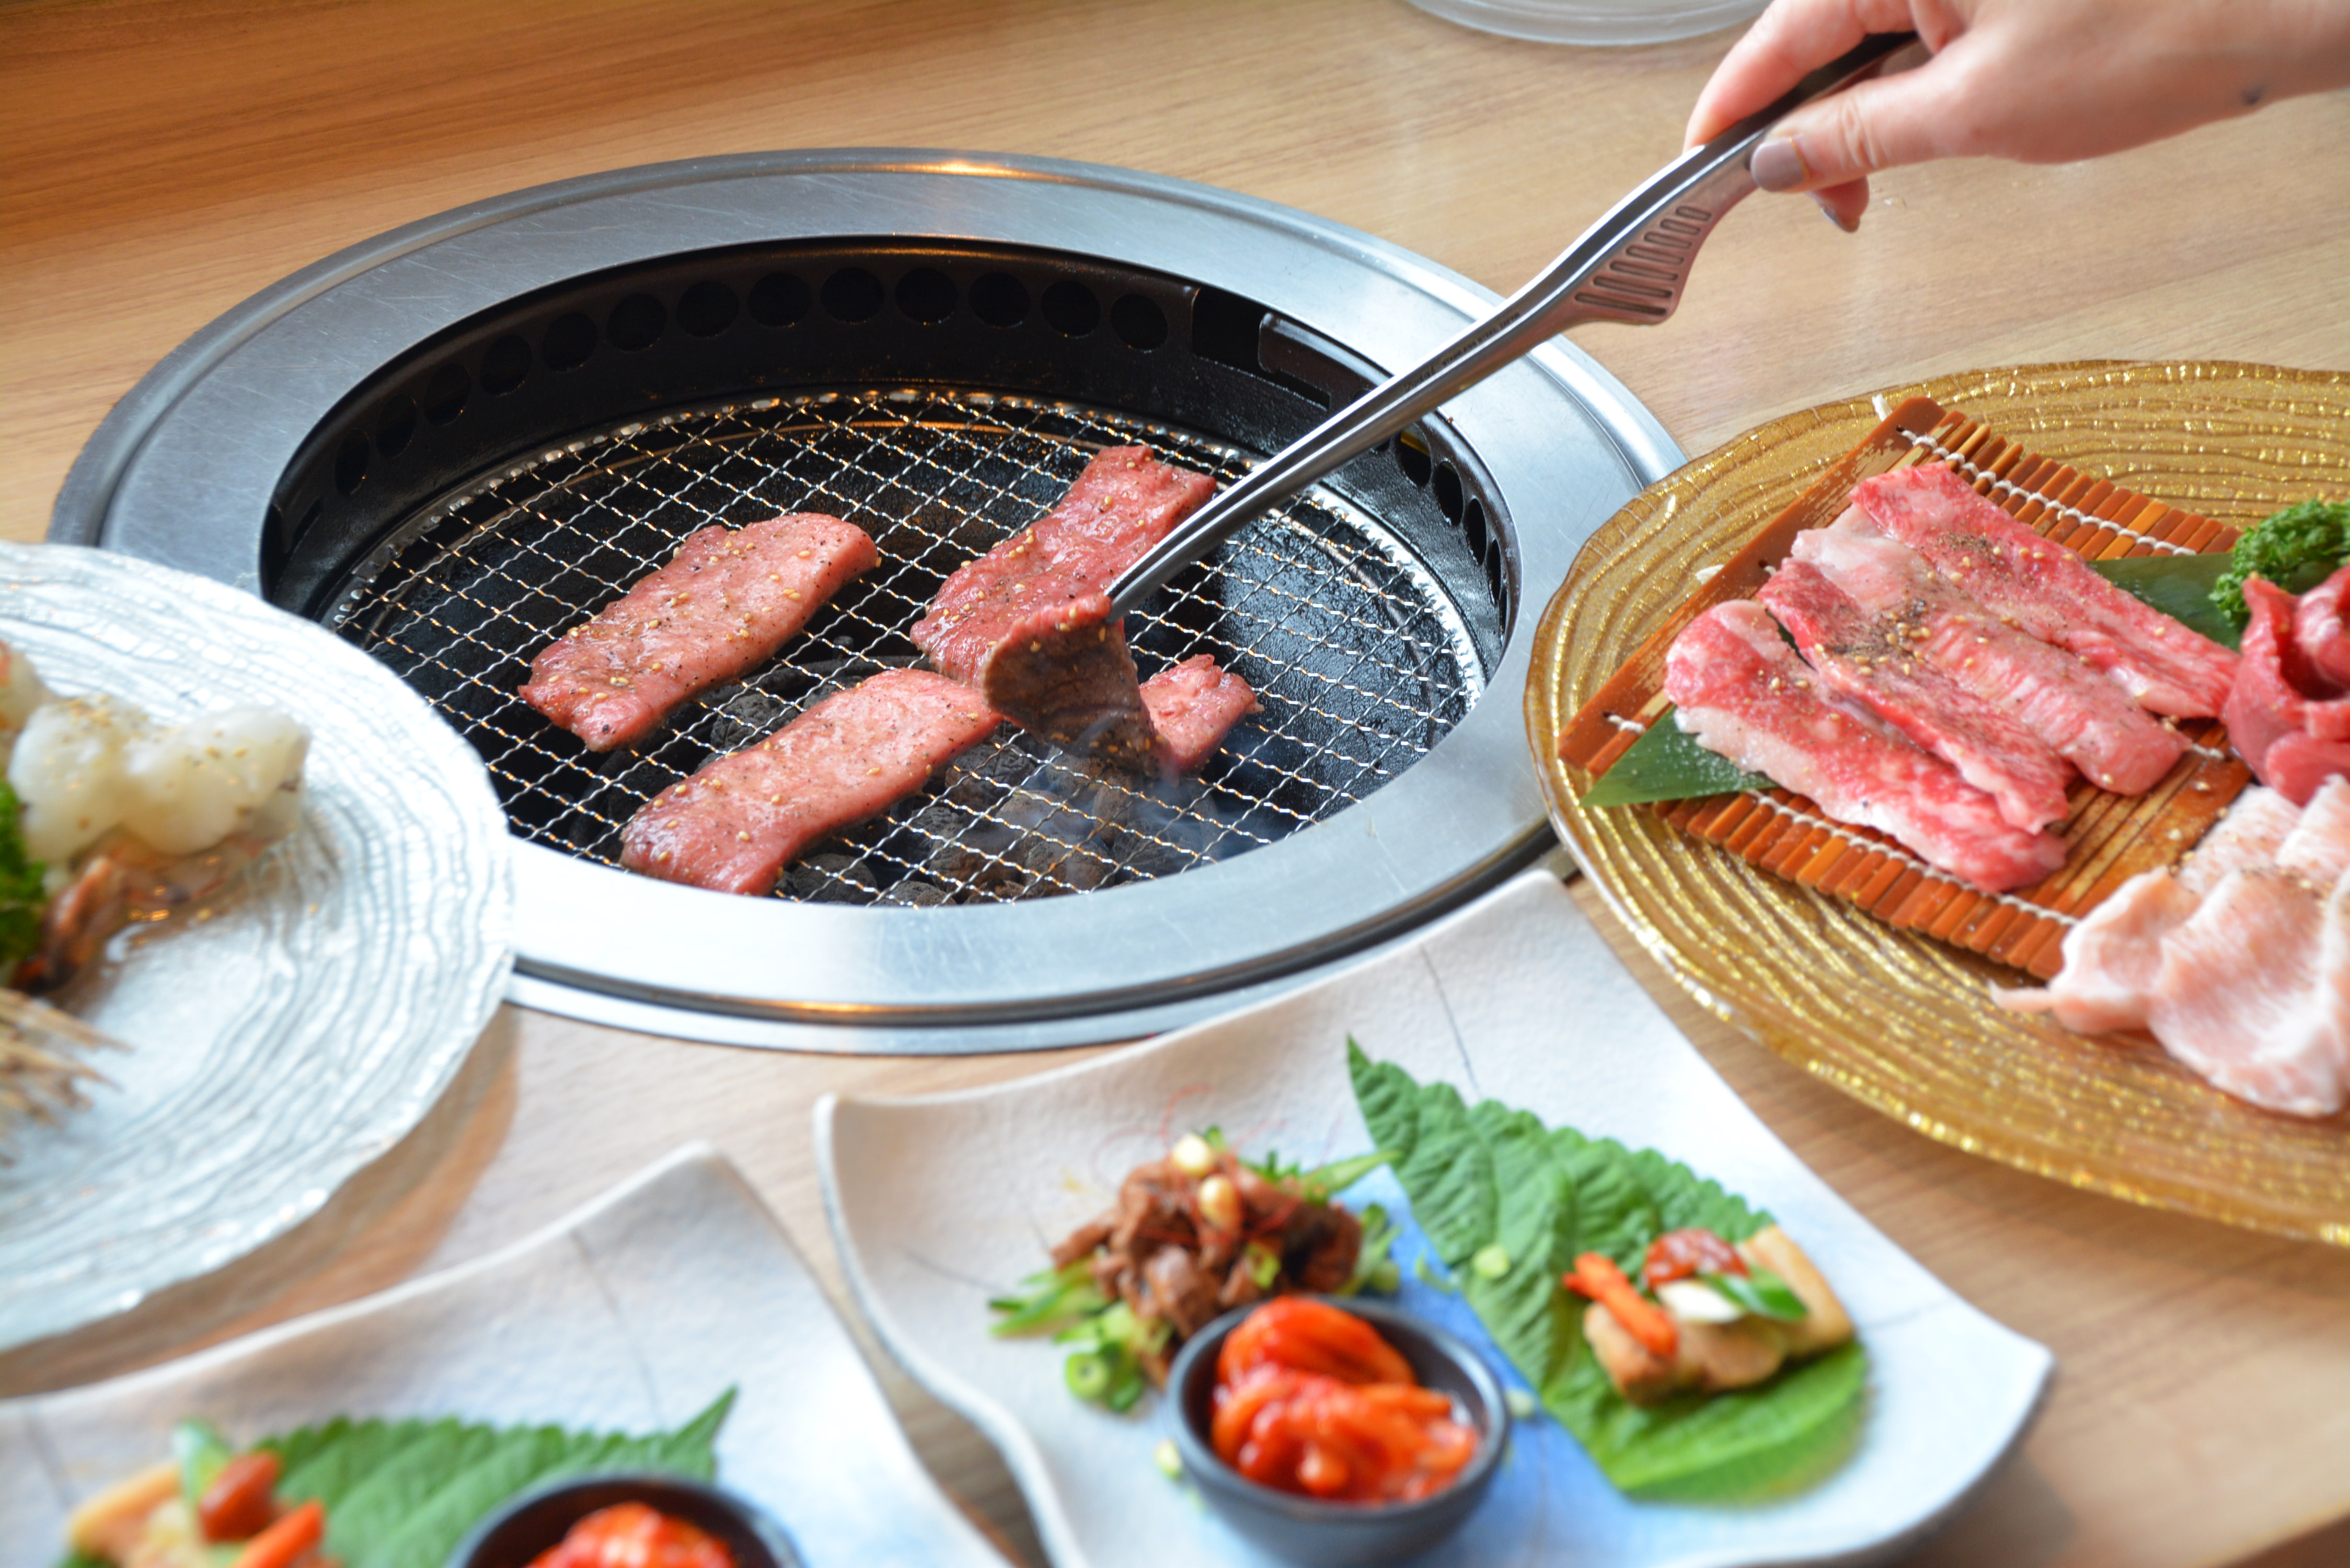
top-left (989, 1260), bottom-right (1105, 1336)
top-left (172, 1417), bottom-right (234, 1507)
top-left (1504, 1388), bottom-right (1540, 1421)
top-left (1471, 1243), bottom-right (1512, 1279)
top-left (1341, 1203), bottom-right (1402, 1296)
top-left (1295, 1148), bottom-right (1392, 1203)
top-left (1703, 1266), bottom-right (1809, 1321)
top-left (1064, 1351), bottom-right (1113, 1401)
top-left (1243, 1240), bottom-right (1282, 1290)
top-left (1154, 1438), bottom-right (1184, 1479)
top-left (1104, 1363), bottom-right (1148, 1413)
top-left (1413, 1256), bottom-right (1459, 1295)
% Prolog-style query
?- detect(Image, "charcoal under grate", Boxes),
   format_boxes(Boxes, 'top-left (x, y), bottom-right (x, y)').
top-left (327, 387), bottom-right (1485, 907)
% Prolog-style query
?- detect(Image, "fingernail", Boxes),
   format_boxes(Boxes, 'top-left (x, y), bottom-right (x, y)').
top-left (1750, 136), bottom-right (1807, 193)
top-left (1814, 194), bottom-right (1860, 234)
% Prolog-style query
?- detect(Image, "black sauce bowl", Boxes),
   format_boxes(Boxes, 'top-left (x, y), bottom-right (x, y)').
top-left (1167, 1296), bottom-right (1510, 1566)
top-left (443, 1474), bottom-right (801, 1568)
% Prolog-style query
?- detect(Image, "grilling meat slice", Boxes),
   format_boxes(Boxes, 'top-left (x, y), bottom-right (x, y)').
top-left (912, 446), bottom-right (1215, 762)
top-left (1139, 654), bottom-right (1261, 773)
top-left (620, 668), bottom-right (999, 895)
top-left (1036, 1138), bottom-right (1371, 1390)
top-left (1665, 601), bottom-right (2069, 892)
top-left (522, 514), bottom-right (877, 751)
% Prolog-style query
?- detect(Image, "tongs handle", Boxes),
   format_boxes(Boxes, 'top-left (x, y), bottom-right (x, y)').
top-left (1107, 29), bottom-right (1917, 617)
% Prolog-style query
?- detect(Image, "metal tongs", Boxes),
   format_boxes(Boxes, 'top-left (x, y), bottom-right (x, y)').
top-left (1107, 30), bottom-right (1919, 616)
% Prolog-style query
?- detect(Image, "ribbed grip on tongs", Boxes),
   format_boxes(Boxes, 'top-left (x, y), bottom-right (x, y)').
top-left (1105, 30), bottom-right (1918, 617)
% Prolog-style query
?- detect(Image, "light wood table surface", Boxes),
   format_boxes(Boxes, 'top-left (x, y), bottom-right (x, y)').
top-left (5, 4), bottom-right (2347, 1565)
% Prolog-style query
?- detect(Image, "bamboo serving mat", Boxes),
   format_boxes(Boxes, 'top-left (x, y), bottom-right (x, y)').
top-left (1556, 397), bottom-right (2251, 981)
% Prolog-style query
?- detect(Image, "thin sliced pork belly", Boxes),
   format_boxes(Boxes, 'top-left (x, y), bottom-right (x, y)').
top-left (2276, 776), bottom-right (2350, 887)
top-left (1993, 869), bottom-right (2199, 1034)
top-left (912, 446), bottom-right (1215, 759)
top-left (2178, 783), bottom-right (2302, 896)
top-left (620, 670), bottom-right (1000, 896)
top-left (2146, 866), bottom-right (2348, 1117)
top-left (1796, 515), bottom-right (2187, 793)
top-left (1663, 601), bottom-right (2067, 892)
top-left (1138, 655), bottom-right (1260, 773)
top-left (1849, 465), bottom-right (2238, 717)
top-left (2224, 576), bottom-right (2350, 804)
top-left (522, 515), bottom-right (877, 751)
top-left (2293, 560), bottom-right (2350, 690)
top-left (1758, 559), bottom-right (2072, 830)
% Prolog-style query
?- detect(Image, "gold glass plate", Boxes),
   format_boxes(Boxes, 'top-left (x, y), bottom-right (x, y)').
top-left (1526, 360), bottom-right (2350, 1244)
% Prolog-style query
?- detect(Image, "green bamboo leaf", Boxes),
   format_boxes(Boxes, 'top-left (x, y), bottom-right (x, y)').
top-left (2090, 553), bottom-right (2240, 649)
top-left (1577, 710), bottom-right (1766, 809)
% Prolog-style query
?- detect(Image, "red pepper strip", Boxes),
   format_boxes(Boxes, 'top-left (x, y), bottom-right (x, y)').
top-left (1566, 1252), bottom-right (1679, 1359)
top-left (1643, 1227), bottom-right (1744, 1285)
top-left (198, 1449), bottom-right (282, 1542)
top-left (230, 1499), bottom-right (324, 1568)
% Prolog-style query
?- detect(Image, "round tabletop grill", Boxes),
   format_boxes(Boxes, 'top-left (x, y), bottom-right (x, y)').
top-left (53, 152), bottom-right (1679, 1050)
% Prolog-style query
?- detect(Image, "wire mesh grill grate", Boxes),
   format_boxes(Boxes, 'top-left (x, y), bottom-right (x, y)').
top-left (326, 389), bottom-right (1486, 907)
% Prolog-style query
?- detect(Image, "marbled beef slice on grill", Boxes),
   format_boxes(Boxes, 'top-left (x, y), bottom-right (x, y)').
top-left (522, 513), bottom-right (876, 750)
top-left (620, 669), bottom-right (999, 895)
top-left (912, 445), bottom-right (1215, 762)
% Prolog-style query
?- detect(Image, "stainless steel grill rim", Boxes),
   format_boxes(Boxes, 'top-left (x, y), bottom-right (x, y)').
top-left (50, 149), bottom-right (1680, 1048)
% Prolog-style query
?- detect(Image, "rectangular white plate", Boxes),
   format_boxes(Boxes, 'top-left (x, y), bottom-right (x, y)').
top-left (817, 869), bottom-right (2053, 1568)
top-left (2, 1146), bottom-right (1004, 1568)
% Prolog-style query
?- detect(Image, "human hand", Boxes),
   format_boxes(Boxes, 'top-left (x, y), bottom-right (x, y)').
top-left (1688, 0), bottom-right (2350, 231)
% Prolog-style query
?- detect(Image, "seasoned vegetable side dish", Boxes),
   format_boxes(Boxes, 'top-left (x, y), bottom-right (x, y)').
top-left (1210, 1298), bottom-right (1479, 1504)
top-left (1347, 1043), bottom-right (1865, 1496)
top-left (990, 1130), bottom-right (1395, 1411)
top-left (57, 1393), bottom-right (733, 1568)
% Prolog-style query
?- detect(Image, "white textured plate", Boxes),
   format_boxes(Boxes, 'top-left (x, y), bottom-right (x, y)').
top-left (0, 1145), bottom-right (1005, 1567)
top-left (819, 869), bottom-right (2053, 1568)
top-left (0, 541), bottom-right (512, 1353)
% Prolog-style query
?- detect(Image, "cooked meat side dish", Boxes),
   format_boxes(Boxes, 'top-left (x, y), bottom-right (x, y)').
top-left (1569, 1225), bottom-right (1854, 1406)
top-left (620, 670), bottom-right (999, 895)
top-left (992, 1131), bottom-right (1393, 1411)
top-left (520, 513), bottom-right (877, 751)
